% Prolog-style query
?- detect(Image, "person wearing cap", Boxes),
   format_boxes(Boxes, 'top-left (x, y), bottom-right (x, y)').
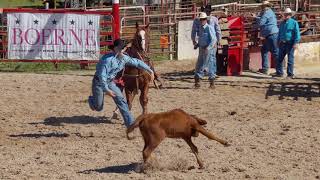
top-left (252, 1), bottom-right (279, 75)
top-left (296, 8), bottom-right (312, 35)
top-left (192, 12), bottom-right (217, 88)
top-left (88, 39), bottom-right (154, 128)
top-left (204, 5), bottom-right (222, 44)
top-left (275, 8), bottom-right (301, 78)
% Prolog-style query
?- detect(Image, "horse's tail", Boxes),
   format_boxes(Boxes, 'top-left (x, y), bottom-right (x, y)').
top-left (126, 114), bottom-right (146, 140)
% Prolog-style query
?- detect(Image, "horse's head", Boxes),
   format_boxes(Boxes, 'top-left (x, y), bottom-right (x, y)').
top-left (132, 22), bottom-right (149, 52)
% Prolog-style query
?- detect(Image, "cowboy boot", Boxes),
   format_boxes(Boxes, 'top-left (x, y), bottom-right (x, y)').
top-left (195, 77), bottom-right (201, 88)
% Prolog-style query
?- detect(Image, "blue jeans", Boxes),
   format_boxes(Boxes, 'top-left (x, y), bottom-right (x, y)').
top-left (261, 33), bottom-right (279, 71)
top-left (89, 78), bottom-right (134, 128)
top-left (195, 46), bottom-right (217, 80)
top-left (276, 42), bottom-right (295, 76)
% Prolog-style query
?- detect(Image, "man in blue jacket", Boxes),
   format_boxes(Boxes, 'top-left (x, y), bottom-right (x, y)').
top-left (88, 39), bottom-right (154, 128)
top-left (191, 5), bottom-right (221, 77)
top-left (192, 12), bottom-right (217, 88)
top-left (276, 8), bottom-right (301, 78)
top-left (253, 1), bottom-right (279, 75)
top-left (191, 5), bottom-right (222, 47)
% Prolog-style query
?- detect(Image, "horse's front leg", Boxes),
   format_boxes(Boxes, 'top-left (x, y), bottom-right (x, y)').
top-left (125, 88), bottom-right (135, 111)
top-left (139, 85), bottom-right (149, 114)
top-left (154, 73), bottom-right (164, 89)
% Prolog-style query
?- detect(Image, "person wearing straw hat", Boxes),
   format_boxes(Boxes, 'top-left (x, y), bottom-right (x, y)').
top-left (252, 0), bottom-right (279, 75)
top-left (192, 12), bottom-right (217, 88)
top-left (192, 5), bottom-right (222, 48)
top-left (191, 5), bottom-right (221, 76)
top-left (275, 8), bottom-right (301, 78)
top-left (88, 39), bottom-right (154, 128)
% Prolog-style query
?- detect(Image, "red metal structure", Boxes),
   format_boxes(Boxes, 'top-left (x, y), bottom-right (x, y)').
top-left (0, 4), bottom-right (120, 66)
top-left (112, 0), bottom-right (120, 40)
top-left (226, 16), bottom-right (245, 76)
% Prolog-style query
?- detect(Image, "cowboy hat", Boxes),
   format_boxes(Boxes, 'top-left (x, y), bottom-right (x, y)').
top-left (284, 7), bottom-right (294, 14)
top-left (200, 5), bottom-right (212, 12)
top-left (199, 12), bottom-right (208, 19)
top-left (108, 39), bottom-right (126, 50)
top-left (261, 1), bottom-right (272, 7)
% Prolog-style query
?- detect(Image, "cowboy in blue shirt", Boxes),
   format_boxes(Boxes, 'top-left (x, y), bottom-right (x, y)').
top-left (88, 39), bottom-right (154, 128)
top-left (191, 5), bottom-right (222, 47)
top-left (192, 12), bottom-right (217, 88)
top-left (275, 8), bottom-right (301, 78)
top-left (252, 1), bottom-right (279, 75)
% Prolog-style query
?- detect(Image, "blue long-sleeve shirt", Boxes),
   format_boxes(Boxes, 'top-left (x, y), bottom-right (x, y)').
top-left (278, 18), bottom-right (301, 44)
top-left (256, 8), bottom-right (279, 38)
top-left (95, 53), bottom-right (153, 92)
top-left (197, 23), bottom-right (216, 48)
top-left (208, 16), bottom-right (222, 41)
top-left (191, 16), bottom-right (221, 42)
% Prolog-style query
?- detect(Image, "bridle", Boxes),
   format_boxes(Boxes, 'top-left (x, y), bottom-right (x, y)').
top-left (120, 28), bottom-right (152, 92)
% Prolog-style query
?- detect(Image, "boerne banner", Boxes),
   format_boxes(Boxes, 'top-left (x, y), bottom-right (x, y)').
top-left (7, 13), bottom-right (100, 60)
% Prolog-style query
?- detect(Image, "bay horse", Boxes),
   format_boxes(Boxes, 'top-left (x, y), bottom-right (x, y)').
top-left (112, 22), bottom-right (163, 119)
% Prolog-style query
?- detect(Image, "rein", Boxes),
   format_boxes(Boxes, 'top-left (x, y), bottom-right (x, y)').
top-left (122, 48), bottom-right (149, 78)
top-left (121, 48), bottom-right (150, 94)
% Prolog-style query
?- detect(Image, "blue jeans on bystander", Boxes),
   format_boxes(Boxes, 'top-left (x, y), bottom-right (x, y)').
top-left (261, 33), bottom-right (279, 72)
top-left (195, 46), bottom-right (217, 80)
top-left (276, 42), bottom-right (295, 76)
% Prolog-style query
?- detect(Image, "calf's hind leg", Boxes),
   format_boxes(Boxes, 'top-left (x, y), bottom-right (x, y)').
top-left (184, 137), bottom-right (204, 169)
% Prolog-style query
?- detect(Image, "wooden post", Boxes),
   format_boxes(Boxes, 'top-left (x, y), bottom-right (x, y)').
top-left (192, 3), bottom-right (196, 19)
top-left (168, 15), bottom-right (173, 60)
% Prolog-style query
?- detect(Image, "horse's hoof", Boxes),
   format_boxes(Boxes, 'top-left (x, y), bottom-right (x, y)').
top-left (111, 112), bottom-right (120, 120)
top-left (158, 83), bottom-right (163, 89)
top-left (127, 136), bottom-right (136, 140)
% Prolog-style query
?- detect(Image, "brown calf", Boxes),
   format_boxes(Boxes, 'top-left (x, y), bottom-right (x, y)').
top-left (126, 109), bottom-right (229, 169)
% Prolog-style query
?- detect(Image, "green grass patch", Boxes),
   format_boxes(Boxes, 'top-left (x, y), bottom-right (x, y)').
top-left (149, 54), bottom-right (171, 61)
top-left (0, 0), bottom-right (43, 8)
top-left (0, 62), bottom-right (95, 72)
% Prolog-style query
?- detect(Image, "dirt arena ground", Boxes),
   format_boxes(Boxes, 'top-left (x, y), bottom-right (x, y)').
top-left (0, 60), bottom-right (319, 179)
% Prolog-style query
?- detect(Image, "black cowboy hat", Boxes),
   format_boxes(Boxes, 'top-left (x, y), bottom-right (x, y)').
top-left (200, 5), bottom-right (212, 12)
top-left (108, 39), bottom-right (126, 50)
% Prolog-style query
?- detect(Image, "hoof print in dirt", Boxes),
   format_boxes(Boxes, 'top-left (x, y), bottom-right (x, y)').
top-left (221, 167), bottom-right (230, 173)
top-left (229, 111), bottom-right (237, 116)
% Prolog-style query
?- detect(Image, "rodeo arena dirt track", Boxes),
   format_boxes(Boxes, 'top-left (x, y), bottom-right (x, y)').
top-left (0, 60), bottom-right (319, 179)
